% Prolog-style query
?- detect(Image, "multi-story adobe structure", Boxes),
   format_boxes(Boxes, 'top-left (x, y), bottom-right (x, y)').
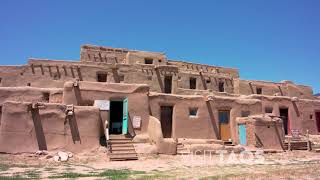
top-left (0, 44), bottom-right (319, 159)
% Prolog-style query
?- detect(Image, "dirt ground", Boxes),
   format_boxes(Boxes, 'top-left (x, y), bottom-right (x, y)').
top-left (1, 149), bottom-right (320, 179)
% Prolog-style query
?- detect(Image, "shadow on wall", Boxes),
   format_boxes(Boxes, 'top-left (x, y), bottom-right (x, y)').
top-left (205, 101), bottom-right (220, 139)
top-left (31, 104), bottom-right (83, 150)
top-left (65, 109), bottom-right (81, 143)
top-left (30, 105), bottom-right (48, 150)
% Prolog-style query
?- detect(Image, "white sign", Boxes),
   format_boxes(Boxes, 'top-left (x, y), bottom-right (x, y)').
top-left (94, 100), bottom-right (110, 110)
top-left (133, 116), bottom-right (141, 128)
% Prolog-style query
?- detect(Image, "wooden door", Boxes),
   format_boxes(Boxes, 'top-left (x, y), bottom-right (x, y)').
top-left (238, 124), bottom-right (246, 145)
top-left (122, 98), bottom-right (128, 134)
top-left (164, 76), bottom-right (172, 94)
top-left (316, 112), bottom-right (320, 132)
top-left (160, 106), bottom-right (173, 138)
top-left (219, 110), bottom-right (231, 141)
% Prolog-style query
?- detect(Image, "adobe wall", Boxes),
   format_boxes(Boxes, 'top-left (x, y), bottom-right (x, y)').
top-left (246, 95), bottom-right (320, 134)
top-left (0, 101), bottom-right (102, 154)
top-left (168, 60), bottom-right (239, 78)
top-left (80, 45), bottom-right (129, 64)
top-left (148, 93), bottom-right (261, 142)
top-left (207, 95), bottom-right (262, 143)
top-left (176, 71), bottom-right (235, 93)
top-left (62, 81), bottom-right (150, 134)
top-left (126, 51), bottom-right (167, 65)
top-left (238, 116), bottom-right (285, 149)
top-left (0, 87), bottom-right (63, 106)
top-left (238, 80), bottom-right (314, 99)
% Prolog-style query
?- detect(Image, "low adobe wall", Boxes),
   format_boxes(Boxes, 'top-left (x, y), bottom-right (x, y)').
top-left (0, 101), bottom-right (102, 154)
top-left (0, 87), bottom-right (63, 106)
top-left (62, 81), bottom-right (150, 134)
top-left (238, 116), bottom-right (284, 150)
top-left (148, 93), bottom-right (262, 142)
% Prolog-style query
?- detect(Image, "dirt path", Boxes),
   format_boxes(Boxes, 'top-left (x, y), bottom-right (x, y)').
top-left (1, 151), bottom-right (320, 179)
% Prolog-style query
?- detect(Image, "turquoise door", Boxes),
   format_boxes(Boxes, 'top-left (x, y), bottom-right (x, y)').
top-left (238, 124), bottom-right (246, 145)
top-left (122, 98), bottom-right (128, 134)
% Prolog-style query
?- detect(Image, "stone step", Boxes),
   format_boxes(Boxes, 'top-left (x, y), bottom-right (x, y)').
top-left (110, 144), bottom-right (134, 148)
top-left (109, 135), bottom-right (132, 140)
top-left (109, 155), bottom-right (139, 161)
top-left (110, 140), bottom-right (134, 144)
top-left (111, 146), bottom-right (136, 151)
top-left (110, 150), bottom-right (136, 154)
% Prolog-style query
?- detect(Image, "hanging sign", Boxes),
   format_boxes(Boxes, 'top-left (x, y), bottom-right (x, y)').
top-left (94, 100), bottom-right (110, 110)
top-left (133, 116), bottom-right (141, 128)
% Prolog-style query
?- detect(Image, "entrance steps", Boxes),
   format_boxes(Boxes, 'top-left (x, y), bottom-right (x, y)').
top-left (283, 141), bottom-right (311, 151)
top-left (108, 134), bottom-right (138, 161)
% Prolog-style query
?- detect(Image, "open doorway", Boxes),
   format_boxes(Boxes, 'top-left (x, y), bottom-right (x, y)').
top-left (160, 106), bottom-right (173, 138)
top-left (280, 108), bottom-right (289, 135)
top-left (164, 76), bottom-right (172, 94)
top-left (316, 112), bottom-right (320, 132)
top-left (109, 98), bottom-right (128, 135)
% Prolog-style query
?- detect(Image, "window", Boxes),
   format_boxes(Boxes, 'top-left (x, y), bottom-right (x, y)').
top-left (27, 83), bottom-right (31, 86)
top-left (206, 79), bottom-right (211, 84)
top-left (241, 111), bottom-right (250, 117)
top-left (158, 59), bottom-right (162, 63)
top-left (265, 107), bottom-right (273, 113)
top-left (119, 75), bottom-right (124, 82)
top-left (189, 108), bottom-right (198, 117)
top-left (190, 77), bottom-right (197, 89)
top-left (256, 87), bottom-right (262, 94)
top-left (219, 82), bottom-right (225, 92)
top-left (310, 114), bottom-right (313, 119)
top-left (42, 92), bottom-right (50, 102)
top-left (144, 58), bottom-right (153, 64)
top-left (218, 110), bottom-right (230, 124)
top-left (0, 78), bottom-right (2, 84)
top-left (97, 72), bottom-right (107, 82)
top-left (53, 73), bottom-right (60, 80)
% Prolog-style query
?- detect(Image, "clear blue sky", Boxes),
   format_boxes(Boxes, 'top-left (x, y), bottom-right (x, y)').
top-left (1, 0), bottom-right (319, 93)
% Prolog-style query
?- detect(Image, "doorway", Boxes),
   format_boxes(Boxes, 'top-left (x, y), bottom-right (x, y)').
top-left (280, 108), bottom-right (289, 135)
top-left (164, 76), bottom-right (172, 94)
top-left (316, 112), bottom-right (320, 132)
top-left (160, 106), bottom-right (173, 138)
top-left (109, 98), bottom-right (128, 135)
top-left (219, 110), bottom-right (231, 141)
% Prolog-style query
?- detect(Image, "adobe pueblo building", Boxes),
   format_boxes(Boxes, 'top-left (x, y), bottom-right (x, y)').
top-left (0, 44), bottom-right (319, 160)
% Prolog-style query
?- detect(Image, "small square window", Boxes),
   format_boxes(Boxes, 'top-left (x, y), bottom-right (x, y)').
top-left (42, 92), bottom-right (50, 102)
top-left (97, 72), bottom-right (107, 82)
top-left (189, 108), bottom-right (198, 117)
top-left (158, 59), bottom-right (162, 63)
top-left (310, 114), bottom-right (313, 119)
top-left (256, 88), bottom-right (262, 94)
top-left (27, 83), bottom-right (31, 86)
top-left (145, 58), bottom-right (153, 64)
top-left (0, 78), bottom-right (2, 83)
top-left (241, 111), bottom-right (250, 117)
top-left (119, 75), bottom-right (124, 82)
top-left (265, 107), bottom-right (273, 113)
top-left (206, 79), bottom-right (211, 84)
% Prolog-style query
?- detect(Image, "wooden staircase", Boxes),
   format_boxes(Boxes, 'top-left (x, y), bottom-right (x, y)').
top-left (108, 135), bottom-right (138, 161)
